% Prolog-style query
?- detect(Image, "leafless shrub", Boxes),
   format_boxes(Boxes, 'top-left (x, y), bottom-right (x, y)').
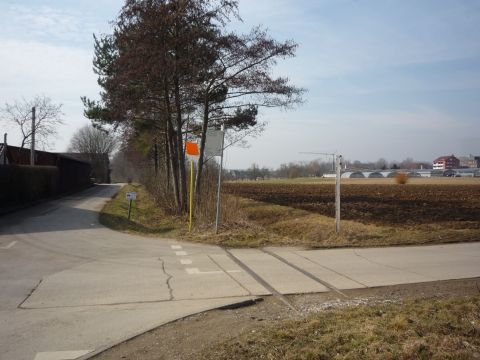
top-left (395, 172), bottom-right (409, 184)
top-left (142, 160), bottom-right (244, 229)
top-left (142, 164), bottom-right (185, 216)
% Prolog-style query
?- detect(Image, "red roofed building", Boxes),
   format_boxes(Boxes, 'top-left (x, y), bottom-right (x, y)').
top-left (432, 155), bottom-right (460, 170)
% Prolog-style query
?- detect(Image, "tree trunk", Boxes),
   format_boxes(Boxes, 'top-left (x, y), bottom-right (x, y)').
top-left (174, 75), bottom-right (187, 213)
top-left (164, 81), bottom-right (181, 211)
top-left (164, 130), bottom-right (170, 191)
top-left (167, 118), bottom-right (181, 211)
top-left (195, 98), bottom-right (209, 198)
top-left (154, 140), bottom-right (158, 175)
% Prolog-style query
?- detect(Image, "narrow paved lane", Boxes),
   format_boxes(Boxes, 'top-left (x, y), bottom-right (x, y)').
top-left (1, 184), bottom-right (479, 360)
top-left (0, 185), bottom-right (256, 360)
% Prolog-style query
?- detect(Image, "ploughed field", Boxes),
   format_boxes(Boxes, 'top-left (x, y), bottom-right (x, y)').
top-left (225, 182), bottom-right (480, 227)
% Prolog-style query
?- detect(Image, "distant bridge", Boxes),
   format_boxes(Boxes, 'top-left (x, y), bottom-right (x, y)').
top-left (322, 168), bottom-right (480, 178)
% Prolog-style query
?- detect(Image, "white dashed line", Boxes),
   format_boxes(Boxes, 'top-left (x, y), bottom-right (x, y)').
top-left (34, 350), bottom-right (92, 360)
top-left (186, 267), bottom-right (222, 275)
top-left (175, 251), bottom-right (187, 256)
top-left (180, 259), bottom-right (192, 265)
top-left (171, 245), bottom-right (182, 250)
top-left (185, 268), bottom-right (243, 275)
top-left (0, 241), bottom-right (17, 250)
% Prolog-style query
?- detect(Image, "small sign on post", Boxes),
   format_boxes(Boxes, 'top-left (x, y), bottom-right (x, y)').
top-left (126, 192), bottom-right (137, 201)
top-left (185, 141), bottom-right (200, 231)
top-left (126, 192), bottom-right (137, 220)
top-left (205, 127), bottom-right (224, 157)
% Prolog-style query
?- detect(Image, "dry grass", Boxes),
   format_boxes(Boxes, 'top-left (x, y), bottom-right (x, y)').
top-left (222, 178), bottom-right (480, 248)
top-left (230, 197), bottom-right (480, 248)
top-left (200, 296), bottom-right (480, 360)
top-left (99, 184), bottom-right (256, 244)
top-left (100, 183), bottom-right (480, 249)
top-left (99, 184), bottom-right (186, 237)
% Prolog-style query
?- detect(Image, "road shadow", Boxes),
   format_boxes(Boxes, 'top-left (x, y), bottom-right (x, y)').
top-left (0, 184), bottom-right (127, 235)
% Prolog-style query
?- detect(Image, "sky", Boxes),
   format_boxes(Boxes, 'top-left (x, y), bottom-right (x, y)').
top-left (0, 0), bottom-right (479, 169)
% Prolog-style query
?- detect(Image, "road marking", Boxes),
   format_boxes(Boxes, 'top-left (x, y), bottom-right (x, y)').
top-left (186, 267), bottom-right (222, 275)
top-left (185, 267), bottom-right (242, 275)
top-left (171, 245), bottom-right (182, 250)
top-left (175, 251), bottom-right (187, 256)
top-left (180, 259), bottom-right (192, 265)
top-left (34, 350), bottom-right (92, 360)
top-left (0, 241), bottom-right (17, 250)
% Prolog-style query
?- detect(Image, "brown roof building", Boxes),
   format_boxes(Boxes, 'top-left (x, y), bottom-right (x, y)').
top-left (432, 155), bottom-right (460, 170)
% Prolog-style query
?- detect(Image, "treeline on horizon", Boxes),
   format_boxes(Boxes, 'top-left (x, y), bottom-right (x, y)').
top-left (227, 158), bottom-right (433, 180)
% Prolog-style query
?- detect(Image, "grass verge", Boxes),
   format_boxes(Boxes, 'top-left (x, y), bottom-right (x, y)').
top-left (99, 184), bottom-right (186, 237)
top-left (232, 197), bottom-right (480, 248)
top-left (100, 184), bottom-right (480, 248)
top-left (199, 296), bottom-right (480, 360)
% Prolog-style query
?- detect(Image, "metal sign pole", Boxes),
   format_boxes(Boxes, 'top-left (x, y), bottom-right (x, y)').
top-left (189, 160), bottom-right (194, 232)
top-left (335, 154), bottom-right (342, 233)
top-left (214, 125), bottom-right (225, 234)
top-left (125, 192), bottom-right (137, 220)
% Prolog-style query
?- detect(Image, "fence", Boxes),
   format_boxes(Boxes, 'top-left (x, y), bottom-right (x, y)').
top-left (0, 165), bottom-right (58, 205)
top-left (0, 161), bottom-right (92, 212)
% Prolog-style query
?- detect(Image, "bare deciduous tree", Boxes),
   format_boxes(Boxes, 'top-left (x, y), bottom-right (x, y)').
top-left (68, 125), bottom-right (117, 156)
top-left (68, 125), bottom-right (118, 183)
top-left (0, 95), bottom-right (64, 149)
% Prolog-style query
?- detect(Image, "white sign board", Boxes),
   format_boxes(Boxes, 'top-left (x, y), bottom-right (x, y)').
top-left (205, 128), bottom-right (224, 157)
top-left (126, 192), bottom-right (137, 201)
top-left (186, 154), bottom-right (199, 163)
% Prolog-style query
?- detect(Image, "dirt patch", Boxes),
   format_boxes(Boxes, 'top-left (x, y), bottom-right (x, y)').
top-left (225, 182), bottom-right (480, 227)
top-left (91, 278), bottom-right (480, 360)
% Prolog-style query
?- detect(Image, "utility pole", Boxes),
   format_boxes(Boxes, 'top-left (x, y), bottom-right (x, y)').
top-left (3, 133), bottom-right (7, 165)
top-left (300, 151), bottom-right (343, 233)
top-left (30, 107), bottom-right (36, 166)
top-left (335, 154), bottom-right (343, 233)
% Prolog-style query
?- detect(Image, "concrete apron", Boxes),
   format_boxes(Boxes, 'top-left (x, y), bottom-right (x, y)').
top-left (1, 184), bottom-right (480, 360)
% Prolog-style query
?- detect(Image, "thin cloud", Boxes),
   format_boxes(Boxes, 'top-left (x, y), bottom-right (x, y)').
top-left (0, 39), bottom-right (98, 148)
top-left (1, 4), bottom-right (97, 45)
top-left (239, 0), bottom-right (480, 78)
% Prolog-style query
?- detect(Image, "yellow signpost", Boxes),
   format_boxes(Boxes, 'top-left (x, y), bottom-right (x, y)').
top-left (185, 141), bottom-right (199, 232)
top-left (189, 160), bottom-right (194, 232)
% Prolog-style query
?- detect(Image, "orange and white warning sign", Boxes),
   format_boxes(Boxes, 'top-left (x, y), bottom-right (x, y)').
top-left (185, 141), bottom-right (199, 156)
top-left (185, 141), bottom-right (200, 162)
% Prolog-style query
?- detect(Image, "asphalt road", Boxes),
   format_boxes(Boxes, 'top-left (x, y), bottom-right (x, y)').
top-left (1, 184), bottom-right (479, 360)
